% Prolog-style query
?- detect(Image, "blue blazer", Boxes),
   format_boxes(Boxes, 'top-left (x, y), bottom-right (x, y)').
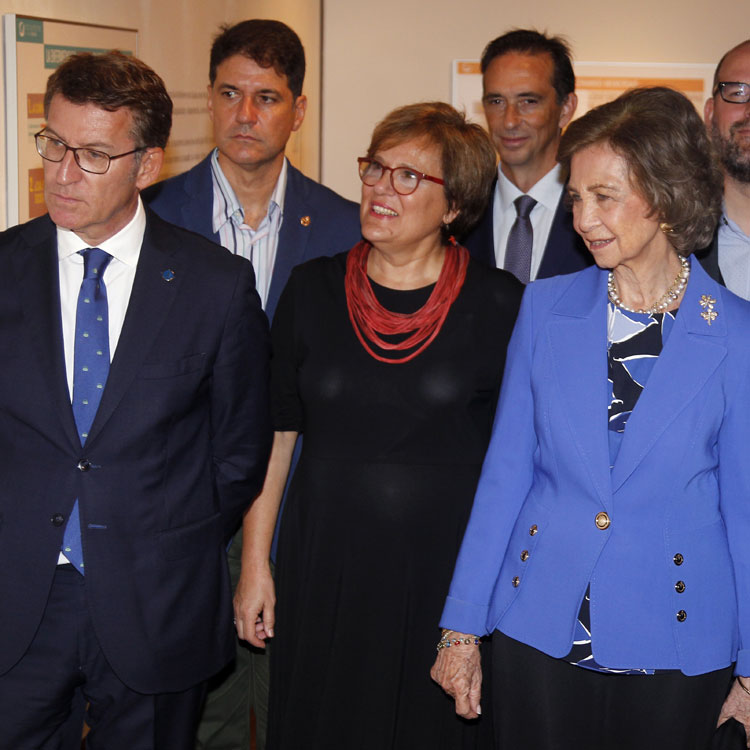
top-left (0, 210), bottom-right (271, 692)
top-left (442, 260), bottom-right (750, 676)
top-left (463, 181), bottom-right (592, 278)
top-left (143, 153), bottom-right (361, 320)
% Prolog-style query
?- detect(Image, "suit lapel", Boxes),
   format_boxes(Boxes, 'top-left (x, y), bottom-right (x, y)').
top-left (15, 219), bottom-right (81, 450)
top-left (537, 188), bottom-right (590, 279)
top-left (182, 154), bottom-right (220, 242)
top-left (266, 165), bottom-right (312, 319)
top-left (610, 261), bottom-right (727, 492)
top-left (463, 180), bottom-right (496, 266)
top-left (84, 213), bottom-right (183, 445)
top-left (547, 267), bottom-right (613, 508)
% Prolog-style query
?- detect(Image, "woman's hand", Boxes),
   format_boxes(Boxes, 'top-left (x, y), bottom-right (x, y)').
top-left (233, 561), bottom-right (275, 648)
top-left (430, 632), bottom-right (482, 719)
top-left (232, 430), bottom-right (298, 648)
top-left (717, 677), bottom-right (750, 747)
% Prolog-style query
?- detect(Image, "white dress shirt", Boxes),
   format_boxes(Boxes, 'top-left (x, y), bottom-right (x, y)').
top-left (56, 198), bottom-right (146, 564)
top-left (492, 163), bottom-right (566, 280)
top-left (210, 149), bottom-right (287, 310)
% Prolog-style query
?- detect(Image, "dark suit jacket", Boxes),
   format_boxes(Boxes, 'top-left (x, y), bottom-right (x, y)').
top-left (696, 228), bottom-right (725, 286)
top-left (0, 209), bottom-right (272, 693)
top-left (143, 154), bottom-right (361, 320)
top-left (462, 180), bottom-right (592, 279)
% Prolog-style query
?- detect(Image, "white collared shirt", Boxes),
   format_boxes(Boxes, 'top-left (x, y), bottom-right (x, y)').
top-left (56, 197), bottom-right (145, 565)
top-left (717, 211), bottom-right (750, 300)
top-left (58, 197), bottom-right (146, 399)
top-left (492, 163), bottom-right (565, 280)
top-left (210, 149), bottom-right (287, 309)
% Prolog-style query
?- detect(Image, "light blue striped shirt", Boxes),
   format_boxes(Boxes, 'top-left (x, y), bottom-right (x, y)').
top-left (210, 148), bottom-right (287, 309)
top-left (717, 212), bottom-right (750, 301)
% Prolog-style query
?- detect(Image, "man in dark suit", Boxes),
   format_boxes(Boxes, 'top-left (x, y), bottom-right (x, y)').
top-left (0, 51), bottom-right (271, 749)
top-left (144, 20), bottom-right (360, 750)
top-left (463, 29), bottom-right (591, 281)
top-left (699, 39), bottom-right (750, 297)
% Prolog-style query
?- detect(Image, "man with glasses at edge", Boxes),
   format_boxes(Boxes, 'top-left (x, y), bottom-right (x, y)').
top-left (700, 39), bottom-right (750, 300)
top-left (0, 51), bottom-right (271, 748)
top-left (144, 19), bottom-right (360, 750)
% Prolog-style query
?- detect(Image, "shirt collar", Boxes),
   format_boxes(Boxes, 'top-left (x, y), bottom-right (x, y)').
top-left (56, 196), bottom-right (146, 266)
top-left (496, 163), bottom-right (564, 212)
top-left (720, 205), bottom-right (750, 239)
top-left (210, 148), bottom-right (288, 233)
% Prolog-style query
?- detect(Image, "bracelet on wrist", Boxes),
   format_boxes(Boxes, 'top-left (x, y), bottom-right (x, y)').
top-left (738, 677), bottom-right (750, 697)
top-left (436, 630), bottom-right (482, 652)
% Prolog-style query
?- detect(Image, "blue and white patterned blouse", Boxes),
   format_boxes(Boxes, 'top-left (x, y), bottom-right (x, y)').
top-left (565, 303), bottom-right (678, 674)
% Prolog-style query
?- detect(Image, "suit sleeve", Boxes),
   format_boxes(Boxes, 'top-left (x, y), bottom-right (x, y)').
top-left (210, 259), bottom-right (272, 542)
top-left (440, 284), bottom-right (539, 635)
top-left (717, 301), bottom-right (750, 675)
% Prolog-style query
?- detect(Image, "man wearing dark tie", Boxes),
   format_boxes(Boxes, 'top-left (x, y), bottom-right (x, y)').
top-left (463, 29), bottom-right (591, 281)
top-left (0, 51), bottom-right (271, 749)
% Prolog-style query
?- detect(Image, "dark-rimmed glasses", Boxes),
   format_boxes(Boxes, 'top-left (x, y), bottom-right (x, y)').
top-left (357, 157), bottom-right (445, 196)
top-left (34, 131), bottom-right (144, 174)
top-left (714, 82), bottom-right (750, 104)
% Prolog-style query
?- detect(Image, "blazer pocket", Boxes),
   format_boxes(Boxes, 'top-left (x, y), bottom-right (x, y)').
top-left (139, 352), bottom-right (206, 380)
top-left (158, 512), bottom-right (222, 561)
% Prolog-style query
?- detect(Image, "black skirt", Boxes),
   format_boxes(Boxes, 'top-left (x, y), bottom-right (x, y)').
top-left (491, 630), bottom-right (737, 750)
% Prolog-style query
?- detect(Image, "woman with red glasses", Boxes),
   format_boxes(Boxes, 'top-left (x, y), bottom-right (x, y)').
top-left (234, 101), bottom-right (522, 749)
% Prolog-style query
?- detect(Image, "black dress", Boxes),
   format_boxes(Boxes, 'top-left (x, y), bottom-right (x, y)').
top-left (267, 252), bottom-right (522, 750)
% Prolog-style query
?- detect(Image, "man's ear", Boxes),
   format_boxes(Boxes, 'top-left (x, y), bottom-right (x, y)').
top-left (704, 96), bottom-right (715, 132)
top-left (135, 147), bottom-right (165, 190)
top-left (291, 95), bottom-right (307, 133)
top-left (559, 92), bottom-right (578, 130)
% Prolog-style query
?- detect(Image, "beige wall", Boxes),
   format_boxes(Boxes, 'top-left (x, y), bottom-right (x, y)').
top-left (1, 0), bottom-right (321, 229)
top-left (322, 0), bottom-right (750, 201)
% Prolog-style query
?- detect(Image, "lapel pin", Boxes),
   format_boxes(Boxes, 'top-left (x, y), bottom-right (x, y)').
top-left (162, 269), bottom-right (176, 282)
top-left (699, 294), bottom-right (717, 325)
top-left (300, 215), bottom-right (311, 227)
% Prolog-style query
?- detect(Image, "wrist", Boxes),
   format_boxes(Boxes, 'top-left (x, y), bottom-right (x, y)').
top-left (436, 629), bottom-right (482, 652)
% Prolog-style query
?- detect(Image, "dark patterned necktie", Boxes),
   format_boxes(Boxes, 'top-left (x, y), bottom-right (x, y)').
top-left (62, 248), bottom-right (113, 574)
top-left (504, 195), bottom-right (537, 284)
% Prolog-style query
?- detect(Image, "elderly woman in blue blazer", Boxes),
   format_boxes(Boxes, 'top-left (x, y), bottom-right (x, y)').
top-left (433, 87), bottom-right (750, 750)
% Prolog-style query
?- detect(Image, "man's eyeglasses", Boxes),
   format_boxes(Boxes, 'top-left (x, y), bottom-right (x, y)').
top-left (357, 157), bottom-right (444, 196)
top-left (714, 82), bottom-right (750, 104)
top-left (34, 131), bottom-right (144, 174)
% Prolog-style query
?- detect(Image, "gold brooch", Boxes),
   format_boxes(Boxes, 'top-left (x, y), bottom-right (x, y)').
top-left (300, 215), bottom-right (311, 227)
top-left (699, 294), bottom-right (717, 325)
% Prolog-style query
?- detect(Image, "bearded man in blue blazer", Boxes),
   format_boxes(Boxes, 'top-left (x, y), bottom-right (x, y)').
top-left (144, 20), bottom-right (360, 750)
top-left (463, 30), bottom-right (591, 281)
top-left (0, 51), bottom-right (271, 749)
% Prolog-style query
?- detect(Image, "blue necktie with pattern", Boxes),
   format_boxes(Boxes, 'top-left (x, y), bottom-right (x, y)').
top-left (504, 194), bottom-right (537, 284)
top-left (62, 248), bottom-right (113, 574)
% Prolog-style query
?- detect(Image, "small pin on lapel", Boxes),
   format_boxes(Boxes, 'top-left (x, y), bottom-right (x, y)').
top-left (699, 294), bottom-right (717, 325)
top-left (162, 269), bottom-right (176, 282)
top-left (300, 216), bottom-right (311, 227)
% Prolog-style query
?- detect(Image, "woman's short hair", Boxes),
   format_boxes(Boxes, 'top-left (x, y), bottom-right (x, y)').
top-left (558, 87), bottom-right (722, 254)
top-left (366, 102), bottom-right (497, 242)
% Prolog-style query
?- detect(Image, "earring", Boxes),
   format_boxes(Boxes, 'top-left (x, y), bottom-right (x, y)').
top-left (659, 222), bottom-right (674, 234)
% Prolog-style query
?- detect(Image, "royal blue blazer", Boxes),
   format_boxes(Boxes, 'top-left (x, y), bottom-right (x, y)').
top-left (442, 260), bottom-right (750, 676)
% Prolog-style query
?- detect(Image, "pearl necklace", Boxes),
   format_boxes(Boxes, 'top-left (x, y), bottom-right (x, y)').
top-left (607, 255), bottom-right (690, 315)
